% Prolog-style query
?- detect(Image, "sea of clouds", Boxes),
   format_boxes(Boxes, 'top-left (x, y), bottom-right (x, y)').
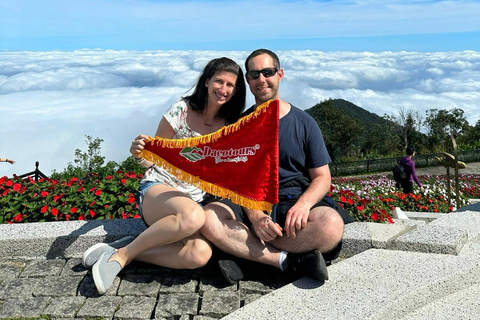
top-left (1, 49), bottom-right (479, 178)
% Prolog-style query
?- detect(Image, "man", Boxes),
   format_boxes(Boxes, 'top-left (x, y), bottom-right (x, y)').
top-left (201, 49), bottom-right (348, 283)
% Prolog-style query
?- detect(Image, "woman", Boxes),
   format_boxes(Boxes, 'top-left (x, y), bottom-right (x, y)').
top-left (82, 57), bottom-right (246, 294)
top-left (399, 146), bottom-right (424, 194)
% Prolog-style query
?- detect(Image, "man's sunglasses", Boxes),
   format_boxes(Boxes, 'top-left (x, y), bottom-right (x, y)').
top-left (246, 67), bottom-right (279, 80)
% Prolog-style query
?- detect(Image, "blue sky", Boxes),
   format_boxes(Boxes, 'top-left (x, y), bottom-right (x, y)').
top-left (1, 0), bottom-right (479, 52)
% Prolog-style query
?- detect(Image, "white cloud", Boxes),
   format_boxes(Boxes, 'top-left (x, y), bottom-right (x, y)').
top-left (1, 49), bottom-right (479, 178)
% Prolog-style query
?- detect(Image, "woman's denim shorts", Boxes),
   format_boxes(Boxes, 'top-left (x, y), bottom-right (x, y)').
top-left (135, 181), bottom-right (163, 219)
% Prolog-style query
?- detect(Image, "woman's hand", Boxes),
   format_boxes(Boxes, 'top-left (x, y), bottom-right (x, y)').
top-left (130, 134), bottom-right (149, 158)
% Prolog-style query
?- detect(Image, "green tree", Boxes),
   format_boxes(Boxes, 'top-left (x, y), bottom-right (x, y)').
top-left (424, 108), bottom-right (469, 151)
top-left (73, 135), bottom-right (106, 172)
top-left (459, 119), bottom-right (480, 150)
top-left (396, 106), bottom-right (424, 150)
top-left (362, 114), bottom-right (402, 158)
top-left (308, 99), bottom-right (364, 161)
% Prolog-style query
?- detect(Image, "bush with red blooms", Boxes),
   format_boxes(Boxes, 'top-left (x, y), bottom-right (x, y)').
top-left (0, 170), bottom-right (142, 224)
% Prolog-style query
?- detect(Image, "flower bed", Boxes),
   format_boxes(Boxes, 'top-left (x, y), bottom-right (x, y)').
top-left (330, 174), bottom-right (475, 223)
top-left (0, 172), bottom-right (478, 224)
top-left (0, 171), bottom-right (141, 224)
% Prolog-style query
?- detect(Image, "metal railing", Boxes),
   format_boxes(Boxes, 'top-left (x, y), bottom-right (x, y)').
top-left (18, 161), bottom-right (49, 182)
top-left (329, 149), bottom-right (480, 177)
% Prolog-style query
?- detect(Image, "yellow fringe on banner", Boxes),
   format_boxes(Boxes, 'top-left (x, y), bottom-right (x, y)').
top-left (146, 99), bottom-right (274, 148)
top-left (138, 148), bottom-right (273, 212)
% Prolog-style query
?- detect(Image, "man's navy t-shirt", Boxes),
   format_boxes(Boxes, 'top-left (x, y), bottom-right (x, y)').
top-left (244, 104), bottom-right (331, 197)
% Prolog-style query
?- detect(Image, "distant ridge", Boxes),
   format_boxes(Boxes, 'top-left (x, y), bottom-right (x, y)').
top-left (314, 98), bottom-right (391, 127)
top-left (304, 98), bottom-right (400, 161)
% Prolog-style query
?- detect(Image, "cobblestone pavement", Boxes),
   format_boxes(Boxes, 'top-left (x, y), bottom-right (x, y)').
top-left (0, 255), bottom-right (295, 319)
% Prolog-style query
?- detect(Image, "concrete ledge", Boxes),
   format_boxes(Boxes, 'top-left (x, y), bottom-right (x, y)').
top-left (390, 225), bottom-right (468, 255)
top-left (0, 200), bottom-right (479, 260)
top-left (0, 219), bottom-right (146, 259)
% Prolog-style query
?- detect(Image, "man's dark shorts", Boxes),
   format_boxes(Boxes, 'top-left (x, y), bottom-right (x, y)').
top-left (217, 196), bottom-right (353, 262)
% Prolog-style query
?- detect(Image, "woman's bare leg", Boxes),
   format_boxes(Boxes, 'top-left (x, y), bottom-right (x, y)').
top-left (110, 184), bottom-right (209, 268)
top-left (135, 232), bottom-right (212, 269)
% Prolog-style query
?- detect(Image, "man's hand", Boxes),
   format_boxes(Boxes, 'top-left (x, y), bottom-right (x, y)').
top-left (284, 201), bottom-right (310, 238)
top-left (252, 215), bottom-right (283, 242)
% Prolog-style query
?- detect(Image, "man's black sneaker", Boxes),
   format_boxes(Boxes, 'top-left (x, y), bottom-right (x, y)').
top-left (284, 250), bottom-right (329, 281)
top-left (218, 259), bottom-right (244, 285)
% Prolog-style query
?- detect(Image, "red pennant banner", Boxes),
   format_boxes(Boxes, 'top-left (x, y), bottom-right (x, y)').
top-left (138, 99), bottom-right (279, 212)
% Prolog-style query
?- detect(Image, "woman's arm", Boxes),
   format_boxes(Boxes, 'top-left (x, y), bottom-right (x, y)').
top-left (130, 116), bottom-right (175, 168)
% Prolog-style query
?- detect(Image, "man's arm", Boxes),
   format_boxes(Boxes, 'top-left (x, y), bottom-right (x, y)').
top-left (284, 164), bottom-right (332, 238)
top-left (244, 208), bottom-right (283, 242)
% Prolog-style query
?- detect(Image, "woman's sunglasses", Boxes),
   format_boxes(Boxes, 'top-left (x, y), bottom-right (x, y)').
top-left (246, 67), bottom-right (279, 80)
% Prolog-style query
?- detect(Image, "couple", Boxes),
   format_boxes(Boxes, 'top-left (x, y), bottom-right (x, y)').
top-left (83, 49), bottom-right (347, 294)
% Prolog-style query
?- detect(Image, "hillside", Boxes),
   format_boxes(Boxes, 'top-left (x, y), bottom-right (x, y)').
top-left (306, 98), bottom-right (393, 129)
top-left (304, 98), bottom-right (402, 160)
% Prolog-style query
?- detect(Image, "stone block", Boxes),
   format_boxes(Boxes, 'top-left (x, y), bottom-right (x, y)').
top-left (114, 296), bottom-right (156, 320)
top-left (0, 278), bottom-right (41, 299)
top-left (34, 276), bottom-right (84, 297)
top-left (155, 293), bottom-right (199, 318)
top-left (200, 290), bottom-right (240, 318)
top-left (117, 274), bottom-right (162, 297)
top-left (390, 225), bottom-right (468, 254)
top-left (76, 296), bottom-right (123, 318)
top-left (0, 297), bottom-right (51, 318)
top-left (20, 258), bottom-right (66, 277)
top-left (42, 296), bottom-right (86, 318)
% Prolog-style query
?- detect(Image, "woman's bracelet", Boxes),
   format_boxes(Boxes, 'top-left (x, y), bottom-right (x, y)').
top-left (133, 157), bottom-right (145, 164)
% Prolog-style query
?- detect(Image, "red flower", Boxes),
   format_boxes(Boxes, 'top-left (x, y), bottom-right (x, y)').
top-left (70, 207), bottom-right (77, 214)
top-left (12, 183), bottom-right (21, 191)
top-left (52, 208), bottom-right (59, 216)
top-left (347, 198), bottom-right (354, 205)
top-left (78, 215), bottom-right (85, 220)
top-left (3, 189), bottom-right (9, 196)
top-left (133, 214), bottom-right (141, 219)
top-left (78, 187), bottom-right (84, 192)
top-left (128, 196), bottom-right (135, 204)
top-left (340, 196), bottom-right (347, 203)
top-left (95, 189), bottom-right (102, 196)
top-left (90, 201), bottom-right (96, 206)
top-left (371, 212), bottom-right (379, 221)
top-left (5, 180), bottom-right (13, 187)
top-left (41, 191), bottom-right (49, 197)
top-left (121, 178), bottom-right (126, 185)
top-left (41, 205), bottom-right (48, 213)
top-left (89, 210), bottom-right (96, 218)
top-left (13, 213), bottom-right (22, 222)
top-left (105, 175), bottom-right (113, 180)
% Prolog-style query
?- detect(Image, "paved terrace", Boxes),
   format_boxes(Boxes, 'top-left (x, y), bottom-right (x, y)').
top-left (0, 200), bottom-right (479, 319)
